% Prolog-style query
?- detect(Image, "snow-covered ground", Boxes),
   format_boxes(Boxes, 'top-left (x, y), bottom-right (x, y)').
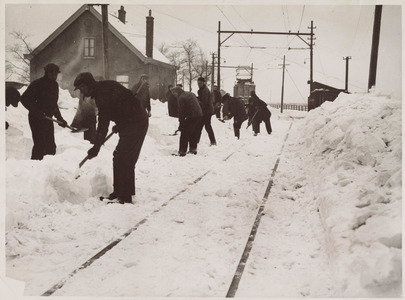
top-left (2, 86), bottom-right (402, 298)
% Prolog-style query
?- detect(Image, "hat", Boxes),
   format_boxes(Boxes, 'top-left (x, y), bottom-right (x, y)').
top-left (73, 72), bottom-right (95, 90)
top-left (44, 63), bottom-right (60, 74)
top-left (197, 77), bottom-right (205, 82)
top-left (140, 74), bottom-right (149, 78)
top-left (170, 86), bottom-right (184, 97)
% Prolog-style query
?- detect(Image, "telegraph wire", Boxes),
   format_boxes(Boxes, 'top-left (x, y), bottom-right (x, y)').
top-left (353, 7), bottom-right (374, 58)
top-left (348, 6), bottom-right (363, 54)
top-left (216, 5), bottom-right (252, 49)
top-left (232, 6), bottom-right (251, 30)
top-left (286, 69), bottom-right (306, 103)
top-left (298, 6), bottom-right (305, 32)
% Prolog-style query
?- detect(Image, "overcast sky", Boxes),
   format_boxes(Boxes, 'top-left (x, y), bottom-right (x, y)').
top-left (4, 0), bottom-right (403, 103)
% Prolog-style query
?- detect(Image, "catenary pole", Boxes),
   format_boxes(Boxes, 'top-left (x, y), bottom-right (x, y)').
top-left (343, 56), bottom-right (352, 92)
top-left (368, 5), bottom-right (383, 91)
top-left (217, 21), bottom-right (221, 90)
top-left (101, 5), bottom-right (109, 80)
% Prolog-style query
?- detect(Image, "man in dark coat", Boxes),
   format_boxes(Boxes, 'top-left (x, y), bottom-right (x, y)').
top-left (131, 74), bottom-right (151, 117)
top-left (196, 77), bottom-right (216, 145)
top-left (222, 93), bottom-right (248, 139)
top-left (5, 84), bottom-right (21, 129)
top-left (73, 72), bottom-right (149, 204)
top-left (20, 63), bottom-right (68, 160)
top-left (213, 85), bottom-right (222, 119)
top-left (165, 84), bottom-right (178, 118)
top-left (249, 91), bottom-right (272, 136)
top-left (170, 86), bottom-right (203, 156)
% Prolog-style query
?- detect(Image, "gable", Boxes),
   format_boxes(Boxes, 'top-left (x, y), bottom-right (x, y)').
top-left (26, 4), bottom-right (174, 69)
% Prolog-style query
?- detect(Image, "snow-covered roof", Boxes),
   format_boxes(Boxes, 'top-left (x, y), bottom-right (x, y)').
top-left (92, 6), bottom-right (171, 65)
top-left (26, 4), bottom-right (173, 69)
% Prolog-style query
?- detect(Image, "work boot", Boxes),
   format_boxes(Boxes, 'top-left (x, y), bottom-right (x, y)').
top-left (100, 192), bottom-right (118, 201)
top-left (188, 149), bottom-right (197, 155)
top-left (118, 195), bottom-right (132, 204)
top-left (172, 152), bottom-right (186, 157)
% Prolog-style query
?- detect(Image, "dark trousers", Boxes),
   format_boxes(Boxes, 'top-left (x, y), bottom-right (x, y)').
top-left (179, 117), bottom-right (202, 154)
top-left (253, 111), bottom-right (272, 134)
top-left (214, 105), bottom-right (221, 118)
top-left (28, 114), bottom-right (56, 160)
top-left (113, 119), bottom-right (148, 196)
top-left (196, 114), bottom-right (216, 144)
top-left (233, 118), bottom-right (246, 139)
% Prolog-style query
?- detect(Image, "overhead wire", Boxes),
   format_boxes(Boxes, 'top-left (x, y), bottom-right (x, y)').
top-left (348, 6), bottom-right (363, 54)
top-left (353, 7), bottom-right (374, 58)
top-left (286, 69), bottom-right (306, 103)
top-left (232, 6), bottom-right (251, 29)
top-left (216, 5), bottom-right (252, 48)
top-left (298, 6), bottom-right (305, 32)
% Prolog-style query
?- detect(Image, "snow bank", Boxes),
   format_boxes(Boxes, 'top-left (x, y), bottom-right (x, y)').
top-left (288, 90), bottom-right (402, 297)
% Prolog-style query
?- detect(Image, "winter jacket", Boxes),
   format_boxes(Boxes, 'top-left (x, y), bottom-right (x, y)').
top-left (21, 75), bottom-right (63, 120)
top-left (166, 90), bottom-right (179, 118)
top-left (197, 84), bottom-right (214, 116)
top-left (226, 96), bottom-right (248, 123)
top-left (250, 95), bottom-right (271, 119)
top-left (171, 86), bottom-right (203, 123)
top-left (131, 80), bottom-right (151, 113)
top-left (91, 80), bottom-right (148, 147)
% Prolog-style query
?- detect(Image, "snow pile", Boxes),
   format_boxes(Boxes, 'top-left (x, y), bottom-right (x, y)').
top-left (282, 90), bottom-right (402, 297)
top-left (4, 84), bottom-right (402, 297)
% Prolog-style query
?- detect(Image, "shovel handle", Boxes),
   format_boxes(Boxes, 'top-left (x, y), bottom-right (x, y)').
top-left (78, 131), bottom-right (116, 169)
top-left (45, 116), bottom-right (76, 131)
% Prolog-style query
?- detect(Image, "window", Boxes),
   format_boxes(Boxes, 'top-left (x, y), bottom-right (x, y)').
top-left (83, 38), bottom-right (95, 58)
top-left (116, 75), bottom-right (129, 88)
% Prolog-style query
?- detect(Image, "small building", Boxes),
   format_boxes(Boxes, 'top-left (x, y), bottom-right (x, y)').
top-left (233, 79), bottom-right (256, 103)
top-left (308, 81), bottom-right (347, 111)
top-left (24, 4), bottom-right (176, 101)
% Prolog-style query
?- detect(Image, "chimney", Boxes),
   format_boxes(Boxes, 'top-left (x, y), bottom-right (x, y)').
top-left (146, 10), bottom-right (154, 58)
top-left (118, 6), bottom-right (126, 24)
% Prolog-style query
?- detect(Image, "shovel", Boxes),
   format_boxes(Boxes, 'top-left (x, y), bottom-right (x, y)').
top-left (163, 129), bottom-right (180, 136)
top-left (45, 116), bottom-right (88, 133)
top-left (246, 110), bottom-right (259, 129)
top-left (74, 131), bottom-right (116, 179)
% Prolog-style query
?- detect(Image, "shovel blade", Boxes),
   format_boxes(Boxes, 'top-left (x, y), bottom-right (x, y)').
top-left (70, 127), bottom-right (89, 133)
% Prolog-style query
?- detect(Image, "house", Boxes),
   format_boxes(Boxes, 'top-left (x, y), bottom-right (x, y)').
top-left (308, 81), bottom-right (347, 111)
top-left (24, 4), bottom-right (176, 100)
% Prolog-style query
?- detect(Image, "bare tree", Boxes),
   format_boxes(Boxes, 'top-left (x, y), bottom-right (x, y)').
top-left (192, 50), bottom-right (211, 84)
top-left (176, 38), bottom-right (199, 91)
top-left (6, 30), bottom-right (33, 83)
top-left (157, 42), bottom-right (170, 57)
top-left (159, 38), bottom-right (210, 90)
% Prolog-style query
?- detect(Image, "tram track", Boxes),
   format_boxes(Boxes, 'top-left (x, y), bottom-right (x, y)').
top-left (41, 121), bottom-right (294, 297)
top-left (42, 151), bottom-right (236, 296)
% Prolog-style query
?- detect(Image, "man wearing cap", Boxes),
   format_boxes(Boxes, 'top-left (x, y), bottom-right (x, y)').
top-left (20, 63), bottom-right (68, 160)
top-left (73, 72), bottom-right (149, 204)
top-left (131, 74), bottom-right (151, 117)
top-left (196, 77), bottom-right (216, 146)
top-left (170, 86), bottom-right (203, 156)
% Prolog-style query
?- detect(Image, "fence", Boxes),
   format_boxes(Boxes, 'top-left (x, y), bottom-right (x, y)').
top-left (269, 103), bottom-right (308, 111)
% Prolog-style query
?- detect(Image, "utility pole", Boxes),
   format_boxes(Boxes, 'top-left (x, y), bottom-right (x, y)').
top-left (343, 56), bottom-right (352, 92)
top-left (217, 21), bottom-right (221, 90)
top-left (308, 21), bottom-right (316, 92)
top-left (101, 5), bottom-right (110, 80)
top-left (211, 53), bottom-right (216, 95)
top-left (368, 5), bottom-right (383, 91)
top-left (206, 61), bottom-right (208, 80)
top-left (278, 56), bottom-right (289, 113)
